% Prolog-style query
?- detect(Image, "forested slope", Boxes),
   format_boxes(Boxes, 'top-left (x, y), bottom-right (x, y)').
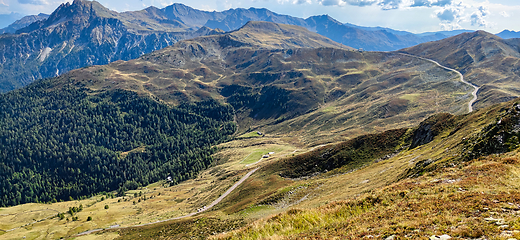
top-left (0, 80), bottom-right (236, 207)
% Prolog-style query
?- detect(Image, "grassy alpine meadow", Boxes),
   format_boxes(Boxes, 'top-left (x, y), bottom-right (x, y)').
top-left (209, 100), bottom-right (520, 239)
top-left (213, 151), bottom-right (520, 239)
top-left (0, 136), bottom-right (301, 240)
top-left (3, 99), bottom-right (518, 240)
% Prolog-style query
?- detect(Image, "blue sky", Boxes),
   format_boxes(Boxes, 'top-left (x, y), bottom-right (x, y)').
top-left (0, 0), bottom-right (518, 33)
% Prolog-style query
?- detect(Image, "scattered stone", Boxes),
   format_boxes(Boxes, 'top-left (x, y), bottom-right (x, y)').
top-left (385, 235), bottom-right (396, 240)
top-left (430, 235), bottom-right (451, 240)
top-left (500, 230), bottom-right (520, 238)
top-left (484, 217), bottom-right (505, 225)
top-left (442, 179), bottom-right (460, 184)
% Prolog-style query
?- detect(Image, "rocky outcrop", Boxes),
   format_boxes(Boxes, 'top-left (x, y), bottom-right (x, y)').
top-left (410, 113), bottom-right (456, 149)
top-left (467, 102), bottom-right (520, 157)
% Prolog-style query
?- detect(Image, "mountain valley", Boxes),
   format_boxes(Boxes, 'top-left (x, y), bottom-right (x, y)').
top-left (1, 1), bottom-right (520, 240)
top-left (55, 20), bottom-right (475, 144)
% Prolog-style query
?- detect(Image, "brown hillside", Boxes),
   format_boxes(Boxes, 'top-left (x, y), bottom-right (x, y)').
top-left (56, 21), bottom-right (472, 144)
top-left (402, 30), bottom-right (520, 110)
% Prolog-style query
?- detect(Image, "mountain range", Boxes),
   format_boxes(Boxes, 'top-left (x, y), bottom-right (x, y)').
top-left (497, 29), bottom-right (520, 39)
top-left (0, 13), bottom-right (49, 34)
top-left (57, 20), bottom-right (477, 144)
top-left (2, 21), bottom-right (520, 235)
top-left (0, 0), bottom-right (480, 93)
top-left (0, 19), bottom-right (472, 208)
top-left (2, 1), bottom-right (520, 239)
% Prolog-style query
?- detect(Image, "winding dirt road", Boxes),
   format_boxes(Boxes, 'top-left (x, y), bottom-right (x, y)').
top-left (399, 53), bottom-right (479, 113)
top-left (75, 167), bottom-right (260, 237)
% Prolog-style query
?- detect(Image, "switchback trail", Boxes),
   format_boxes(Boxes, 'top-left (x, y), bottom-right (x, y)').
top-left (74, 167), bottom-right (260, 237)
top-left (399, 53), bottom-right (479, 113)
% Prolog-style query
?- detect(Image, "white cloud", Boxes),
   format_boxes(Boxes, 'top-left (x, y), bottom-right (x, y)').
top-left (319, 0), bottom-right (345, 6)
top-left (199, 4), bottom-right (216, 11)
top-left (216, 0), bottom-right (233, 9)
top-left (500, 10), bottom-right (509, 17)
top-left (294, 0), bottom-right (312, 4)
top-left (379, 0), bottom-right (402, 10)
top-left (438, 21), bottom-right (461, 30)
top-left (436, 8), bottom-right (456, 21)
top-left (344, 0), bottom-right (378, 7)
top-left (410, 0), bottom-right (452, 7)
top-left (159, 1), bottom-right (174, 7)
top-left (470, 5), bottom-right (489, 27)
top-left (318, 0), bottom-right (455, 8)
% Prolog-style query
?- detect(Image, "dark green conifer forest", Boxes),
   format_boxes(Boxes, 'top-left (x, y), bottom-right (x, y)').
top-left (0, 80), bottom-right (236, 207)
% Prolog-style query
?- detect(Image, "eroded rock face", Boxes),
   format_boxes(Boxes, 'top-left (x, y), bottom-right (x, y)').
top-left (410, 113), bottom-right (455, 149)
top-left (468, 103), bottom-right (520, 156)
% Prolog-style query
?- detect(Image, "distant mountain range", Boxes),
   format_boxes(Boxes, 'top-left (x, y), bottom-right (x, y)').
top-left (497, 30), bottom-right (520, 39)
top-left (0, 0), bottom-right (215, 92)
top-left (0, 13), bottom-right (49, 34)
top-left (1, 2), bottom-right (470, 51)
top-left (1, 0), bottom-right (520, 93)
top-left (0, 12), bottom-right (23, 29)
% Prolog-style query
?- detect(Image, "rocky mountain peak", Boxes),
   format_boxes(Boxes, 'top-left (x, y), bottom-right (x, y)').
top-left (306, 14), bottom-right (342, 25)
top-left (164, 3), bottom-right (196, 15)
top-left (464, 30), bottom-right (501, 41)
top-left (51, 0), bottom-right (113, 20)
top-left (16, 0), bottom-right (114, 34)
top-left (159, 3), bottom-right (224, 27)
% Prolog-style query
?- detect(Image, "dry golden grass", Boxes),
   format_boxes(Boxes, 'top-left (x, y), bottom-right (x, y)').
top-left (2, 100), bottom-right (514, 239)
top-left (0, 136), bottom-right (301, 240)
top-left (204, 101), bottom-right (519, 239)
top-left (215, 152), bottom-right (520, 239)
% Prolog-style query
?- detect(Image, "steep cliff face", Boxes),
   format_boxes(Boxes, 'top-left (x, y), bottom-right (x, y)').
top-left (0, 0), bottom-right (208, 92)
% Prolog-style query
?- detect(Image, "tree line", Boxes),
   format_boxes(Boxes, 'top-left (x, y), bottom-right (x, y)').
top-left (0, 81), bottom-right (236, 206)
